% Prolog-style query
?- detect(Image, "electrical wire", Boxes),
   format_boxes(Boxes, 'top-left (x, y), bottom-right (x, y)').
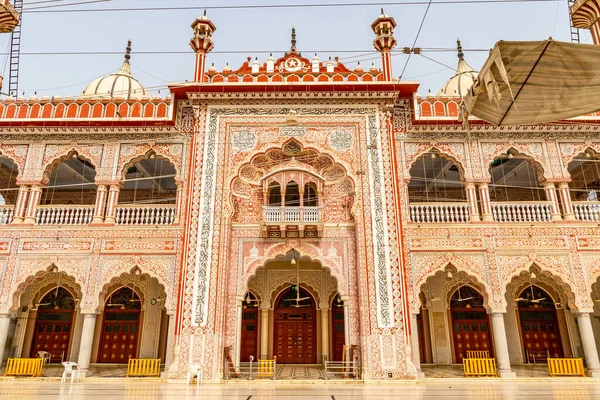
top-left (22, 0), bottom-right (561, 13)
top-left (399, 0), bottom-right (434, 79)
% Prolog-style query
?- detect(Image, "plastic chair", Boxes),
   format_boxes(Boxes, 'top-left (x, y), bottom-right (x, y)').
top-left (186, 364), bottom-right (203, 386)
top-left (37, 351), bottom-right (51, 364)
top-left (61, 361), bottom-right (80, 384)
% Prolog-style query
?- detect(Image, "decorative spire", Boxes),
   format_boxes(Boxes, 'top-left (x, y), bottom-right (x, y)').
top-left (457, 38), bottom-right (464, 61)
top-left (291, 26), bottom-right (297, 52)
top-left (381, 7), bottom-right (384, 14)
top-left (124, 39), bottom-right (132, 64)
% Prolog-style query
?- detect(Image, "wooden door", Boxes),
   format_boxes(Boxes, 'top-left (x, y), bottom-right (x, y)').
top-left (331, 301), bottom-right (345, 361)
top-left (451, 313), bottom-right (492, 363)
top-left (518, 286), bottom-right (563, 361)
top-left (98, 287), bottom-right (142, 363)
top-left (450, 286), bottom-right (492, 363)
top-left (416, 311), bottom-right (426, 363)
top-left (273, 288), bottom-right (317, 364)
top-left (30, 287), bottom-right (74, 361)
top-left (240, 307), bottom-right (259, 362)
top-left (99, 310), bottom-right (140, 363)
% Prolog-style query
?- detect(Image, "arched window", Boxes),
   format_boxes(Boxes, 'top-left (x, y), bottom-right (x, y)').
top-left (303, 183), bottom-right (318, 207)
top-left (42, 155), bottom-right (96, 205)
top-left (568, 150), bottom-right (600, 201)
top-left (489, 151), bottom-right (545, 202)
top-left (285, 181), bottom-right (300, 207)
top-left (408, 152), bottom-right (464, 203)
top-left (0, 156), bottom-right (18, 209)
top-left (268, 183), bottom-right (281, 206)
top-left (121, 155), bottom-right (177, 205)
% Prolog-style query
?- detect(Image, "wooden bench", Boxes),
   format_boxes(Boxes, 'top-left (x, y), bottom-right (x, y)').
top-left (126, 358), bottom-right (161, 377)
top-left (463, 357), bottom-right (497, 377)
top-left (466, 350), bottom-right (490, 359)
top-left (547, 357), bottom-right (586, 377)
top-left (257, 356), bottom-right (277, 379)
top-left (4, 358), bottom-right (44, 377)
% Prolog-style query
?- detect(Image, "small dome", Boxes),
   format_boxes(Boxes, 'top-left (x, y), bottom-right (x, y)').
top-left (437, 39), bottom-right (478, 98)
top-left (82, 40), bottom-right (149, 100)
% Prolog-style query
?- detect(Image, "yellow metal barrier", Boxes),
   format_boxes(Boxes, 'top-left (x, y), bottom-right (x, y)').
top-left (257, 356), bottom-right (277, 379)
top-left (463, 358), bottom-right (497, 377)
top-left (3, 358), bottom-right (44, 377)
top-left (126, 358), bottom-right (161, 377)
top-left (466, 350), bottom-right (490, 359)
top-left (547, 357), bottom-right (586, 377)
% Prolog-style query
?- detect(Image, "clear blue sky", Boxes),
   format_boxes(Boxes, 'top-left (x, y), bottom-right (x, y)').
top-left (0, 0), bottom-right (582, 98)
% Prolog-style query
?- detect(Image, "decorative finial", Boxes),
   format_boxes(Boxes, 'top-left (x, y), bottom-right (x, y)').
top-left (125, 39), bottom-right (132, 63)
top-left (291, 26), bottom-right (297, 52)
top-left (457, 39), bottom-right (464, 61)
top-left (203, 9), bottom-right (207, 17)
top-left (381, 7), bottom-right (384, 14)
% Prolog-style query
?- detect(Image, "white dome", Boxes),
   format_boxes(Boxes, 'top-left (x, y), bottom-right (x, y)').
top-left (82, 41), bottom-right (149, 100)
top-left (437, 40), bottom-right (479, 98)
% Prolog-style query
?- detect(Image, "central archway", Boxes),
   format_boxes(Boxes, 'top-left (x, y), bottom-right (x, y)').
top-left (273, 287), bottom-right (317, 364)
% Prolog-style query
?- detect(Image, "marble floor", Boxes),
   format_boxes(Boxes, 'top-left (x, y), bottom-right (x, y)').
top-left (1, 380), bottom-right (600, 399)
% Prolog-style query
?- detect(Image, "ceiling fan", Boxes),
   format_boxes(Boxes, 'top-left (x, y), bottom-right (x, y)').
top-left (454, 286), bottom-right (473, 302)
top-left (515, 282), bottom-right (545, 303)
top-left (283, 249), bottom-right (311, 308)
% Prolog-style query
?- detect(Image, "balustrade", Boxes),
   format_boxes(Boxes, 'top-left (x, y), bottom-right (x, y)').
top-left (573, 201), bottom-right (600, 222)
top-left (114, 204), bottom-right (175, 225)
top-left (263, 206), bottom-right (320, 223)
top-left (409, 203), bottom-right (470, 223)
top-left (0, 205), bottom-right (13, 224)
top-left (491, 202), bottom-right (552, 222)
top-left (35, 205), bottom-right (94, 225)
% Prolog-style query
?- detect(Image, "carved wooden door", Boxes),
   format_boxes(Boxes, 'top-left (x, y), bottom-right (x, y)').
top-left (240, 307), bottom-right (258, 362)
top-left (450, 286), bottom-right (492, 363)
top-left (331, 306), bottom-right (345, 361)
top-left (274, 319), bottom-right (316, 364)
top-left (30, 287), bottom-right (74, 361)
top-left (98, 310), bottom-right (140, 363)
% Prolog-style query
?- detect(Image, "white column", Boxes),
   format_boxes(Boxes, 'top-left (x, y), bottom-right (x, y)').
top-left (321, 309), bottom-right (329, 362)
top-left (543, 182), bottom-right (562, 221)
top-left (260, 308), bottom-right (269, 359)
top-left (576, 312), bottom-right (600, 377)
top-left (0, 313), bottom-right (13, 366)
top-left (478, 183), bottom-right (494, 221)
top-left (490, 312), bottom-right (516, 378)
top-left (410, 313), bottom-right (425, 378)
top-left (342, 296), bottom-right (350, 347)
top-left (234, 296), bottom-right (244, 366)
top-left (558, 182), bottom-right (576, 220)
top-left (77, 312), bottom-right (97, 377)
top-left (163, 312), bottom-right (176, 369)
top-left (465, 182), bottom-right (480, 222)
top-left (23, 184), bottom-right (43, 224)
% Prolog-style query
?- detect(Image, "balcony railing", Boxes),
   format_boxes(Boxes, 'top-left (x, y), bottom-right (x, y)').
top-left (36, 205), bottom-right (95, 225)
top-left (491, 202), bottom-right (552, 223)
top-left (0, 205), bottom-right (13, 225)
top-left (264, 206), bottom-right (320, 223)
top-left (409, 202), bottom-right (470, 223)
top-left (115, 204), bottom-right (175, 225)
top-left (573, 201), bottom-right (600, 222)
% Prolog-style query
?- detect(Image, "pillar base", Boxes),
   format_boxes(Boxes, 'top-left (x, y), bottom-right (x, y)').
top-left (78, 370), bottom-right (91, 378)
top-left (415, 371), bottom-right (426, 379)
top-left (498, 369), bottom-right (516, 378)
top-left (586, 369), bottom-right (600, 378)
top-left (481, 215), bottom-right (494, 222)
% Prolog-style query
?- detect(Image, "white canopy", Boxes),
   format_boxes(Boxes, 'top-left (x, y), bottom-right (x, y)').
top-left (460, 39), bottom-right (600, 126)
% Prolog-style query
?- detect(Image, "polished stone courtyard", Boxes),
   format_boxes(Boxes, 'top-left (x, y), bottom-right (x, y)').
top-left (1, 380), bottom-right (599, 399)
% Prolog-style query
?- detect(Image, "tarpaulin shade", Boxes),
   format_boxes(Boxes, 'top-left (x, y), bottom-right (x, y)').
top-left (460, 39), bottom-right (600, 126)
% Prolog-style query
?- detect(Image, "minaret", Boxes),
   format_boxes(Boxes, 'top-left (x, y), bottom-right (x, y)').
top-left (571, 1), bottom-right (600, 44)
top-left (371, 8), bottom-right (397, 81)
top-left (189, 10), bottom-right (216, 82)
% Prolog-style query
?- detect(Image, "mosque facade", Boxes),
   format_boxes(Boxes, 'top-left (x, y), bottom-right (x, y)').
top-left (0, 9), bottom-right (600, 382)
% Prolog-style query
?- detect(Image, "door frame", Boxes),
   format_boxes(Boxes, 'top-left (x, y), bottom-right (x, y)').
top-left (272, 287), bottom-right (317, 364)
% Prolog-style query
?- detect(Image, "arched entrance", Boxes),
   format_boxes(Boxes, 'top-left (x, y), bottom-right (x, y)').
top-left (449, 285), bottom-right (492, 363)
top-left (240, 292), bottom-right (259, 362)
top-left (273, 287), bottom-right (317, 364)
top-left (98, 287), bottom-right (142, 363)
top-left (330, 294), bottom-right (345, 361)
top-left (517, 285), bottom-right (563, 361)
top-left (30, 287), bottom-right (75, 361)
